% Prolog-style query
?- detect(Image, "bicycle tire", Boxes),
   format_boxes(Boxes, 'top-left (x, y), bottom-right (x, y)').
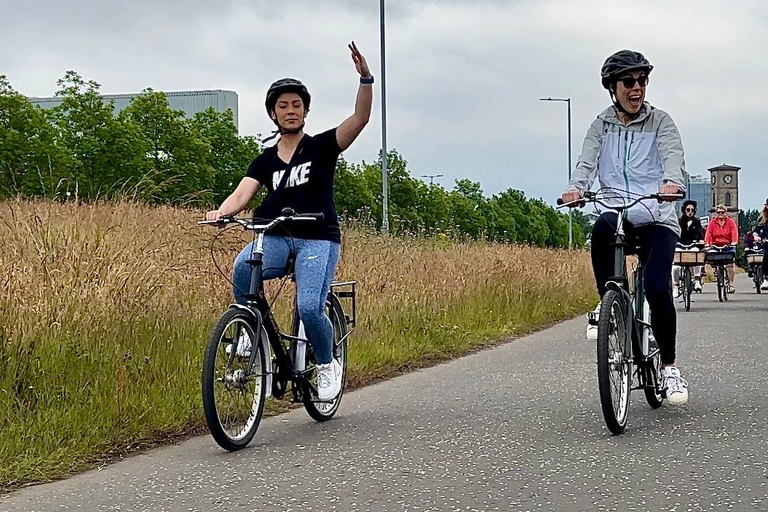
top-left (303, 296), bottom-right (348, 422)
top-left (643, 344), bottom-right (664, 409)
top-left (755, 267), bottom-right (762, 295)
top-left (684, 268), bottom-right (692, 312)
top-left (202, 308), bottom-right (268, 451)
top-left (717, 266), bottom-right (724, 302)
top-left (596, 290), bottom-right (631, 435)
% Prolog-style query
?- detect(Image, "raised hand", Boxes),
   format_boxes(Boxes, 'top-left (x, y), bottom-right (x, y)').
top-left (348, 41), bottom-right (371, 78)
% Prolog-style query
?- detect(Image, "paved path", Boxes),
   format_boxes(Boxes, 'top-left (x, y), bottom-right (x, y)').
top-left (4, 275), bottom-right (767, 511)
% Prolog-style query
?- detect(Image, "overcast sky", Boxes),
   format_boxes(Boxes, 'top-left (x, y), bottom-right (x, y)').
top-left (2, 0), bottom-right (767, 209)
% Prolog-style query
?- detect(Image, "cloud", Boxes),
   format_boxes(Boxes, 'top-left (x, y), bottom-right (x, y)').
top-left (3, 0), bottom-right (767, 209)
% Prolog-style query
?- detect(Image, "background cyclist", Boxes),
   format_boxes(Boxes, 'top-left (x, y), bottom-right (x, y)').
top-left (561, 50), bottom-right (689, 406)
top-left (704, 204), bottom-right (738, 294)
top-left (204, 42), bottom-right (373, 400)
top-left (752, 198), bottom-right (768, 290)
top-left (673, 199), bottom-right (705, 295)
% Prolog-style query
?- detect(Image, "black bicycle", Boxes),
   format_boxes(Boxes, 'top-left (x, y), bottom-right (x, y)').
top-left (705, 245), bottom-right (735, 302)
top-left (746, 243), bottom-right (764, 294)
top-left (198, 209), bottom-right (356, 451)
top-left (559, 189), bottom-right (681, 435)
top-left (674, 242), bottom-right (705, 312)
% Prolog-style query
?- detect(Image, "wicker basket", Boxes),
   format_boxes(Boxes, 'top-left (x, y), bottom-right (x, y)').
top-left (747, 253), bottom-right (764, 265)
top-left (674, 251), bottom-right (705, 265)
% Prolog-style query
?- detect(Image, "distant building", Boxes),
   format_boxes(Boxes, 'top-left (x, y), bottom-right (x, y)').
top-left (681, 173), bottom-right (710, 218)
top-left (27, 89), bottom-right (239, 130)
top-left (709, 163), bottom-right (740, 223)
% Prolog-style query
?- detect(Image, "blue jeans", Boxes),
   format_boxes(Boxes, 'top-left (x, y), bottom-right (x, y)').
top-left (233, 236), bottom-right (341, 364)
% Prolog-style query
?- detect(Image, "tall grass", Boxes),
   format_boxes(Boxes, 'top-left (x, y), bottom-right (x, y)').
top-left (0, 199), bottom-right (596, 490)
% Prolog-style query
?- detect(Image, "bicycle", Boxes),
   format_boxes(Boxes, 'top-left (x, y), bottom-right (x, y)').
top-left (558, 189), bottom-right (682, 435)
top-left (745, 243), bottom-right (764, 294)
top-left (198, 209), bottom-right (357, 451)
top-left (674, 242), bottom-right (705, 312)
top-left (705, 245), bottom-right (735, 302)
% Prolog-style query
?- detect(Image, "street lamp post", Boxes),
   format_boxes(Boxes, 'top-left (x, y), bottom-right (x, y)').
top-left (540, 97), bottom-right (573, 249)
top-left (379, 0), bottom-right (390, 234)
top-left (420, 174), bottom-right (444, 185)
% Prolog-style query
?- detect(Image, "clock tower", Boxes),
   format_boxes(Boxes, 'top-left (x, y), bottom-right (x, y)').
top-left (708, 164), bottom-right (740, 222)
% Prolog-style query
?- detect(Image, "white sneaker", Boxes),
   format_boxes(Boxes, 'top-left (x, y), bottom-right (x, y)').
top-left (316, 359), bottom-right (342, 400)
top-left (673, 286), bottom-right (682, 299)
top-left (226, 332), bottom-right (252, 358)
top-left (693, 280), bottom-right (702, 292)
top-left (762, 279), bottom-right (768, 291)
top-left (662, 366), bottom-right (689, 406)
top-left (586, 303), bottom-right (600, 341)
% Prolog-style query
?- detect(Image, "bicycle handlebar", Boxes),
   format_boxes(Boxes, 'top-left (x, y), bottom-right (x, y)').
top-left (676, 242), bottom-right (705, 250)
top-left (556, 191), bottom-right (684, 211)
top-left (197, 209), bottom-right (324, 231)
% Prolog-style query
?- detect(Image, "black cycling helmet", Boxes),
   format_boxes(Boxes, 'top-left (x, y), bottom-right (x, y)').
top-left (601, 50), bottom-right (654, 90)
top-left (265, 78), bottom-right (311, 116)
top-left (681, 200), bottom-right (697, 214)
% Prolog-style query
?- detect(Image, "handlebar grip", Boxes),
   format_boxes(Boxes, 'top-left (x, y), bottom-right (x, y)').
top-left (198, 216), bottom-right (233, 226)
top-left (306, 213), bottom-right (324, 220)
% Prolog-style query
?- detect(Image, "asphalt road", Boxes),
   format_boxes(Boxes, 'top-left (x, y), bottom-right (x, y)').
top-left (4, 274), bottom-right (767, 512)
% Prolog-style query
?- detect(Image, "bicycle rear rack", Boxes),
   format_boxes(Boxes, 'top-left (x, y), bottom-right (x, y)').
top-left (330, 280), bottom-right (357, 329)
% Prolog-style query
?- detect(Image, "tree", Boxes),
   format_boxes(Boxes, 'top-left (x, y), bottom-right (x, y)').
top-left (192, 108), bottom-right (261, 206)
top-left (334, 157), bottom-right (375, 222)
top-left (122, 89), bottom-right (212, 204)
top-left (739, 209), bottom-right (759, 236)
top-left (0, 76), bottom-right (66, 198)
top-left (51, 71), bottom-right (146, 200)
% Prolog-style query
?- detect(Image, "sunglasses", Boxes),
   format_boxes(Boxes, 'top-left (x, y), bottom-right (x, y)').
top-left (716, 210), bottom-right (726, 214)
top-left (619, 75), bottom-right (649, 88)
top-left (685, 207), bottom-right (695, 212)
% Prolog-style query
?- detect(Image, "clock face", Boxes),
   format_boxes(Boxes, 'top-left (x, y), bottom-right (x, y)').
top-left (724, 174), bottom-right (733, 184)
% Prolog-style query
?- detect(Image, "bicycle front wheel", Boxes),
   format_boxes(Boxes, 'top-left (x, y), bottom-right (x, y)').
top-left (303, 297), bottom-right (348, 422)
top-left (716, 266), bottom-right (725, 302)
top-left (596, 290), bottom-right (631, 435)
top-left (202, 308), bottom-right (268, 451)
top-left (755, 267), bottom-right (762, 295)
top-left (684, 268), bottom-right (692, 312)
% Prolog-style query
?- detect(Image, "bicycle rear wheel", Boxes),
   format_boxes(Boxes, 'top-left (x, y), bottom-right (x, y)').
top-left (596, 290), bottom-right (631, 435)
top-left (303, 297), bottom-right (348, 422)
top-left (202, 308), bottom-right (268, 451)
top-left (643, 340), bottom-right (664, 409)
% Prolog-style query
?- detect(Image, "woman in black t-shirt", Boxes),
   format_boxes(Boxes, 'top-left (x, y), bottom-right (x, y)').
top-left (205, 42), bottom-right (373, 401)
top-left (673, 200), bottom-right (705, 294)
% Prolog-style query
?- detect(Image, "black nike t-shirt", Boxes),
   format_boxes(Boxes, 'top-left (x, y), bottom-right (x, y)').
top-left (246, 128), bottom-right (342, 243)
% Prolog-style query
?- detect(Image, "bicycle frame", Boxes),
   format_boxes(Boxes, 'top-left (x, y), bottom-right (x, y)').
top-left (603, 212), bottom-right (654, 370)
top-left (226, 220), bottom-right (356, 402)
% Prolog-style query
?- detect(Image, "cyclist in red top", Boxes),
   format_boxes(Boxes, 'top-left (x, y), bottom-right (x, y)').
top-left (704, 204), bottom-right (738, 293)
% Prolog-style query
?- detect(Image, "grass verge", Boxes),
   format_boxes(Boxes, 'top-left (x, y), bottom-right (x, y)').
top-left (0, 199), bottom-right (596, 491)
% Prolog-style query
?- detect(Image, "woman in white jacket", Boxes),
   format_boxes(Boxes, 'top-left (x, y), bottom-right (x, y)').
top-left (561, 50), bottom-right (689, 406)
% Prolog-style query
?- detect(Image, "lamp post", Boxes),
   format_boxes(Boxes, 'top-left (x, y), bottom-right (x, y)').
top-left (379, 0), bottom-right (390, 233)
top-left (540, 96), bottom-right (573, 249)
top-left (420, 174), bottom-right (444, 185)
